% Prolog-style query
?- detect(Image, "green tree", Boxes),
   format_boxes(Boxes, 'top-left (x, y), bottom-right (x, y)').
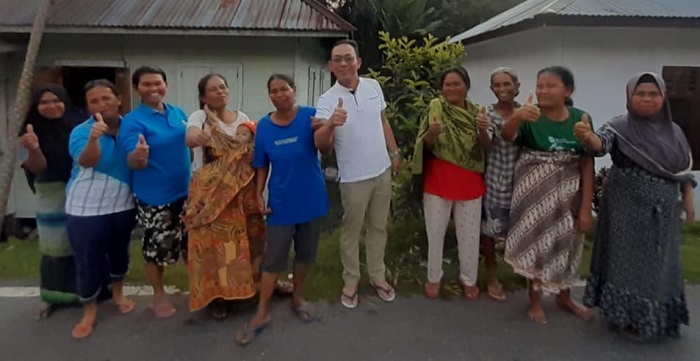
top-left (321, 0), bottom-right (523, 70)
top-left (427, 0), bottom-right (524, 39)
top-left (366, 31), bottom-right (465, 219)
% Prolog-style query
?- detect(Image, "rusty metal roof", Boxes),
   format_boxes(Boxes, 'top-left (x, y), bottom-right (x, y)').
top-left (451, 0), bottom-right (700, 43)
top-left (0, 0), bottom-right (355, 34)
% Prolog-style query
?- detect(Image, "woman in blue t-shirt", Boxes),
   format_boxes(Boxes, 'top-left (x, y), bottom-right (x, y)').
top-left (235, 74), bottom-right (329, 346)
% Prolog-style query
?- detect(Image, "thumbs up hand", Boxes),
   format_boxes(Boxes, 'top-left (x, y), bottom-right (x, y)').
top-left (134, 134), bottom-right (149, 161)
top-left (476, 106), bottom-right (491, 130)
top-left (427, 114), bottom-right (441, 141)
top-left (574, 113), bottom-right (592, 143)
top-left (330, 97), bottom-right (347, 127)
top-left (89, 113), bottom-right (109, 140)
top-left (513, 92), bottom-right (541, 123)
top-left (20, 124), bottom-right (40, 151)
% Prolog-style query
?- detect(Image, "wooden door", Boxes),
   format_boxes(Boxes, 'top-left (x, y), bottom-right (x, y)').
top-left (115, 67), bottom-right (131, 114)
top-left (32, 66), bottom-right (63, 89)
top-left (663, 66), bottom-right (700, 170)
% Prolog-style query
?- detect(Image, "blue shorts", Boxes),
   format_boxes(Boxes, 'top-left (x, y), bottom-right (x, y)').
top-left (262, 217), bottom-right (322, 273)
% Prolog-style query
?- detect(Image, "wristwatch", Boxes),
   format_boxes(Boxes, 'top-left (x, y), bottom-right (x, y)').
top-left (389, 150), bottom-right (400, 158)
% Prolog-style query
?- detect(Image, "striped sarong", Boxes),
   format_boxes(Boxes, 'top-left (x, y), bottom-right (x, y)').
top-left (505, 149), bottom-right (584, 294)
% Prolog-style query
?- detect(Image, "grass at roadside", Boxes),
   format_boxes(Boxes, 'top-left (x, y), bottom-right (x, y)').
top-left (3, 221), bottom-right (699, 301)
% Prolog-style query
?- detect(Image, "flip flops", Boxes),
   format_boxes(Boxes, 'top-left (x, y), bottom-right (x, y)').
top-left (487, 282), bottom-right (506, 302)
top-left (235, 317), bottom-right (272, 347)
top-left (291, 301), bottom-right (316, 323)
top-left (370, 282), bottom-right (396, 302)
top-left (341, 289), bottom-right (359, 309)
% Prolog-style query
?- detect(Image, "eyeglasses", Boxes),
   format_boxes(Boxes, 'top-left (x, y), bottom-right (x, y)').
top-left (331, 56), bottom-right (356, 64)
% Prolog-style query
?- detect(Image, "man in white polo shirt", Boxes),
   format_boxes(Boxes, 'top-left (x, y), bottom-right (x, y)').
top-left (314, 39), bottom-right (401, 309)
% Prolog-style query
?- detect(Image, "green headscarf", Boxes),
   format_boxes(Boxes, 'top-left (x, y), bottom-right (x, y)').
top-left (411, 96), bottom-right (485, 175)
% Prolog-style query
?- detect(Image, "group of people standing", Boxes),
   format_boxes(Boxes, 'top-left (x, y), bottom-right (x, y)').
top-left (18, 38), bottom-right (694, 344)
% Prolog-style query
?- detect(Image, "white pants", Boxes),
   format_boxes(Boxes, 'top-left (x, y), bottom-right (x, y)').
top-left (423, 193), bottom-right (482, 286)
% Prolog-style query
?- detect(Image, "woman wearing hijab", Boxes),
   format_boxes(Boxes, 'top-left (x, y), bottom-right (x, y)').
top-left (577, 72), bottom-right (695, 340)
top-left (19, 85), bottom-right (89, 316)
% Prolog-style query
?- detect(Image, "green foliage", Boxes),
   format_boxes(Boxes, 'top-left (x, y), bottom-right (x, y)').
top-left (365, 31), bottom-right (465, 219)
top-left (324, 0), bottom-right (524, 70)
top-left (366, 31), bottom-right (465, 158)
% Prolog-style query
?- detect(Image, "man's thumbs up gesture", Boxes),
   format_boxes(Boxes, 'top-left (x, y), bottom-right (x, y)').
top-left (330, 97), bottom-right (347, 127)
top-left (574, 113), bottom-right (592, 143)
top-left (89, 113), bottom-right (108, 140)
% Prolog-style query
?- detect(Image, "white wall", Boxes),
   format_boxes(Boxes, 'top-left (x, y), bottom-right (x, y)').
top-left (4, 33), bottom-right (334, 217)
top-left (1, 52), bottom-right (34, 217)
top-left (461, 26), bottom-right (700, 214)
top-left (35, 34), bottom-right (331, 119)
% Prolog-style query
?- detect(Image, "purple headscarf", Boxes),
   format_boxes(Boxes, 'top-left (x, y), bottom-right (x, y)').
top-left (608, 72), bottom-right (693, 183)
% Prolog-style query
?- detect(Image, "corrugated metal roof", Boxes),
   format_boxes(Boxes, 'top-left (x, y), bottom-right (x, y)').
top-left (450, 0), bottom-right (700, 43)
top-left (0, 0), bottom-right (355, 33)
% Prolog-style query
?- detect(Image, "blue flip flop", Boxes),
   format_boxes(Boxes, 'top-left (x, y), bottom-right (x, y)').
top-left (235, 318), bottom-right (271, 347)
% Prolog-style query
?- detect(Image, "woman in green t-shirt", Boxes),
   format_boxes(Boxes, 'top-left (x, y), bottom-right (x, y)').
top-left (501, 66), bottom-right (595, 324)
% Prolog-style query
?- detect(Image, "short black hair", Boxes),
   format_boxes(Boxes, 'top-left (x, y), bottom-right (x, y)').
top-left (331, 39), bottom-right (359, 58)
top-left (267, 73), bottom-right (296, 91)
top-left (84, 79), bottom-right (120, 97)
top-left (439, 66), bottom-right (471, 89)
top-left (131, 66), bottom-right (167, 87)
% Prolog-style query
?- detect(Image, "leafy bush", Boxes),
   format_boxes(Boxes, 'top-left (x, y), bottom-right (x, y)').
top-left (365, 31), bottom-right (465, 219)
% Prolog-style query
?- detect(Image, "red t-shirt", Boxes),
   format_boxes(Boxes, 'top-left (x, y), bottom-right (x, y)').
top-left (423, 156), bottom-right (485, 201)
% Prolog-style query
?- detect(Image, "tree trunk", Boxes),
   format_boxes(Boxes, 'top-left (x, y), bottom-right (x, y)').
top-left (0, 0), bottom-right (53, 235)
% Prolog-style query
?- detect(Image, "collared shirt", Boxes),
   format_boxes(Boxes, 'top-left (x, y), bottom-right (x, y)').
top-left (117, 103), bottom-right (191, 206)
top-left (66, 116), bottom-right (134, 216)
top-left (484, 104), bottom-right (521, 209)
top-left (316, 77), bottom-right (391, 183)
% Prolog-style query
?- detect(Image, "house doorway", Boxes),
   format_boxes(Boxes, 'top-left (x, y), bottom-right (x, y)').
top-left (61, 67), bottom-right (115, 109)
top-left (32, 66), bottom-right (132, 114)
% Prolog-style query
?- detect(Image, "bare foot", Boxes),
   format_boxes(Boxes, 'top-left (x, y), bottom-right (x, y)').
top-left (114, 296), bottom-right (136, 314)
top-left (556, 298), bottom-right (594, 321)
top-left (528, 305), bottom-right (548, 324)
top-left (151, 300), bottom-right (176, 319)
top-left (73, 303), bottom-right (97, 340)
top-left (72, 322), bottom-right (94, 340)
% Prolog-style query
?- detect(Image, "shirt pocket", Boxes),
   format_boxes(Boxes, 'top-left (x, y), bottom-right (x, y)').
top-left (366, 95), bottom-right (384, 116)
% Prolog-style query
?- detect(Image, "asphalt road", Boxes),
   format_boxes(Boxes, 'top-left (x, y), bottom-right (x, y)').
top-left (0, 286), bottom-right (697, 361)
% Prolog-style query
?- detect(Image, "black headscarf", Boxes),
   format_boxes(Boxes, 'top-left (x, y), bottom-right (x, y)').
top-left (607, 72), bottom-right (693, 184)
top-left (20, 85), bottom-right (87, 192)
